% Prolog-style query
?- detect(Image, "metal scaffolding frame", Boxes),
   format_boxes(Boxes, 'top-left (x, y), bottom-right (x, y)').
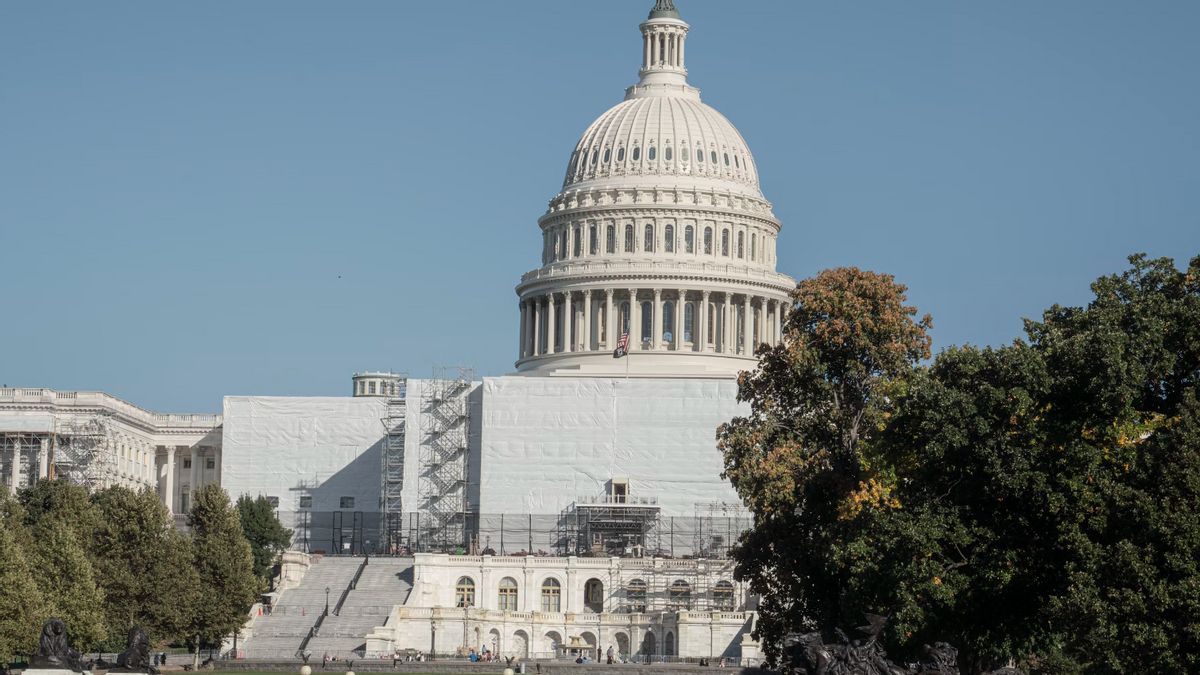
top-left (52, 414), bottom-right (116, 488)
top-left (417, 366), bottom-right (474, 551)
top-left (379, 374), bottom-right (409, 553)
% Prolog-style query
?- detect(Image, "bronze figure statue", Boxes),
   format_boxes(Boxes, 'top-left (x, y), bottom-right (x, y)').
top-left (30, 618), bottom-right (85, 673)
top-left (112, 625), bottom-right (158, 674)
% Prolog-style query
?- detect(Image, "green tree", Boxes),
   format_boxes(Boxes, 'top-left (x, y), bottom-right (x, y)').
top-left (186, 486), bottom-right (258, 669)
top-left (718, 267), bottom-right (931, 662)
top-left (235, 494), bottom-right (292, 586)
top-left (0, 495), bottom-right (46, 668)
top-left (19, 480), bottom-right (98, 536)
top-left (27, 518), bottom-right (107, 653)
top-left (91, 487), bottom-right (199, 649)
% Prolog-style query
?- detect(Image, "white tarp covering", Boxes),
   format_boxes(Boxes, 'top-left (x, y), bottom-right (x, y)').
top-left (221, 396), bottom-right (387, 513)
top-left (478, 376), bottom-right (749, 517)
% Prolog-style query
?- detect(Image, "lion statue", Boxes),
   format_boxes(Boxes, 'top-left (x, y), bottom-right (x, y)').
top-left (113, 625), bottom-right (157, 674)
top-left (30, 618), bottom-right (85, 672)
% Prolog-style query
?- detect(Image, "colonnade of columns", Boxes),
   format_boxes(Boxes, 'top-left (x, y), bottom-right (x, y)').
top-left (157, 445), bottom-right (220, 516)
top-left (2, 435), bottom-right (47, 494)
top-left (518, 288), bottom-right (788, 361)
top-left (642, 27), bottom-right (686, 71)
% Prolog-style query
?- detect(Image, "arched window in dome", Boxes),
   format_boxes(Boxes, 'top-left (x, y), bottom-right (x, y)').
top-left (708, 302), bottom-right (717, 346)
top-left (591, 149), bottom-right (599, 166)
top-left (724, 153), bottom-right (730, 166)
top-left (603, 148), bottom-right (611, 164)
top-left (619, 302), bottom-right (631, 333)
top-left (560, 230), bottom-right (568, 261)
top-left (644, 224), bottom-right (654, 253)
top-left (721, 229), bottom-right (730, 257)
top-left (751, 233), bottom-right (757, 261)
top-left (606, 225), bottom-right (615, 254)
top-left (632, 146), bottom-right (641, 162)
top-left (711, 150), bottom-right (718, 164)
top-left (664, 224), bottom-right (675, 253)
top-left (680, 144), bottom-right (688, 164)
top-left (734, 154), bottom-right (740, 169)
top-left (573, 226), bottom-right (582, 258)
top-left (703, 227), bottom-right (713, 255)
top-left (589, 224), bottom-right (598, 255)
top-left (663, 301), bottom-right (675, 343)
top-left (684, 225), bottom-right (695, 254)
top-left (697, 148), bottom-right (704, 163)
top-left (683, 303), bottom-right (695, 343)
top-left (617, 146), bottom-right (625, 162)
top-left (737, 231), bottom-right (744, 259)
top-left (648, 146), bottom-right (656, 161)
top-left (665, 146), bottom-right (673, 161)
top-left (624, 224), bottom-right (635, 253)
top-left (641, 301), bottom-right (652, 345)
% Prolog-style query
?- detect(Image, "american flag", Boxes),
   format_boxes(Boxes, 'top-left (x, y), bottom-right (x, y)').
top-left (613, 332), bottom-right (630, 359)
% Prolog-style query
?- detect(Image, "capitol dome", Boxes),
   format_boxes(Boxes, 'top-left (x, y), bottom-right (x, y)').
top-left (514, 0), bottom-right (796, 379)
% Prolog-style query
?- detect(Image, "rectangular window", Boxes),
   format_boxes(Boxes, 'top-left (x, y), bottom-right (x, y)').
top-left (573, 227), bottom-right (582, 257)
top-left (180, 491), bottom-right (190, 512)
top-left (589, 225), bottom-right (598, 255)
top-left (206, 458), bottom-right (215, 470)
top-left (299, 496), bottom-right (312, 509)
top-left (183, 459), bottom-right (192, 469)
top-left (340, 496), bottom-right (355, 509)
top-left (266, 496), bottom-right (279, 508)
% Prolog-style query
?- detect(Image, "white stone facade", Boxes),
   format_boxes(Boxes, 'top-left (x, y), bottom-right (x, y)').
top-left (365, 553), bottom-right (754, 662)
top-left (0, 387), bottom-right (222, 517)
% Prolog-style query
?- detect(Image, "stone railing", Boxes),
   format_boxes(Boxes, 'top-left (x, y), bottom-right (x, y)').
top-left (518, 258), bottom-right (794, 286)
top-left (0, 388), bottom-right (220, 430)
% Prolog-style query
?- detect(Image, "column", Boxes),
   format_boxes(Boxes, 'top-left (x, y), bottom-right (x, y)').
top-left (652, 289), bottom-right (663, 350)
top-left (649, 31), bottom-right (657, 67)
top-left (723, 294), bottom-right (733, 354)
top-left (9, 442), bottom-right (20, 494)
top-left (583, 290), bottom-right (593, 352)
top-left (547, 294), bottom-right (557, 354)
top-left (564, 291), bottom-right (574, 353)
top-left (758, 298), bottom-right (767, 347)
top-left (628, 289), bottom-right (640, 349)
top-left (643, 33), bottom-right (651, 70)
top-left (37, 437), bottom-right (49, 483)
top-left (674, 290), bottom-right (684, 351)
top-left (742, 295), bottom-right (752, 355)
top-left (605, 289), bottom-right (616, 348)
top-left (679, 31), bottom-right (685, 67)
top-left (164, 447), bottom-right (176, 514)
top-left (532, 299), bottom-right (542, 356)
top-left (700, 291), bottom-right (711, 352)
top-left (518, 301), bottom-right (528, 359)
top-left (190, 447), bottom-right (200, 501)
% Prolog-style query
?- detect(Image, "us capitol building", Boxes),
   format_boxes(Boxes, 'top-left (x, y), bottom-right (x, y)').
top-left (0, 1), bottom-right (794, 665)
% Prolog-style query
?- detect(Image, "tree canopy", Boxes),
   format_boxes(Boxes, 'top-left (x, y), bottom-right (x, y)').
top-left (236, 494), bottom-right (293, 586)
top-left (721, 255), bottom-right (1200, 674)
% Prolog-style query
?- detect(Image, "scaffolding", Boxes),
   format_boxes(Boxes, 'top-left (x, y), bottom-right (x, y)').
top-left (417, 366), bottom-right (474, 551)
top-left (693, 501), bottom-right (743, 559)
top-left (379, 375), bottom-right (409, 553)
top-left (52, 415), bottom-right (116, 487)
top-left (562, 495), bottom-right (662, 557)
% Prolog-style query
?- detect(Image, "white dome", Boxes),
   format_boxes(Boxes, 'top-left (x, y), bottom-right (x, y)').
top-left (563, 95), bottom-right (762, 199)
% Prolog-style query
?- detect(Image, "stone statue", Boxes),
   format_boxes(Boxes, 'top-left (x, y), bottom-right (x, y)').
top-left (782, 614), bottom-right (910, 675)
top-left (112, 626), bottom-right (158, 674)
top-left (29, 618), bottom-right (85, 673)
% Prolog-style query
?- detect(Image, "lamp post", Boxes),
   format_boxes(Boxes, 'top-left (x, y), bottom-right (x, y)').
top-left (324, 586), bottom-right (331, 614)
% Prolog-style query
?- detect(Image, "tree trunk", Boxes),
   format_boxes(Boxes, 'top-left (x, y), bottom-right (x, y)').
top-left (193, 636), bottom-right (201, 671)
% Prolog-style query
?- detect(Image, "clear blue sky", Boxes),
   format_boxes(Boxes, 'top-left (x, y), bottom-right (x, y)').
top-left (2, 1), bottom-right (1197, 412)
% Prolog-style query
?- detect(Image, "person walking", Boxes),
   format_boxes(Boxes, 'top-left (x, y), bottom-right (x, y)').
top-left (606, 646), bottom-right (614, 664)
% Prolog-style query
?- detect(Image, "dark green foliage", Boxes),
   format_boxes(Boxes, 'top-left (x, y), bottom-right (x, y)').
top-left (723, 255), bottom-right (1200, 674)
top-left (235, 494), bottom-right (293, 585)
top-left (186, 486), bottom-right (258, 668)
top-left (0, 495), bottom-right (46, 667)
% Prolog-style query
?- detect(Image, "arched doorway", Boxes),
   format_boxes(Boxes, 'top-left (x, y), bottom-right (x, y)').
top-left (584, 578), bottom-right (604, 613)
top-left (581, 631), bottom-right (599, 661)
top-left (640, 631), bottom-right (656, 661)
top-left (544, 630), bottom-right (563, 658)
top-left (665, 631), bottom-right (676, 657)
top-left (488, 628), bottom-right (501, 658)
top-left (512, 630), bottom-right (529, 659)
top-left (615, 632), bottom-right (630, 662)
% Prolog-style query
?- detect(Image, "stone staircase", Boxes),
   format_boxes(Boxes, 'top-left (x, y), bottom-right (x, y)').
top-left (241, 556), bottom-right (367, 660)
top-left (305, 557), bottom-right (414, 658)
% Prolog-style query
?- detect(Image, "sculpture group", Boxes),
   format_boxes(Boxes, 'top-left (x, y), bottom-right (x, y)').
top-left (783, 614), bottom-right (1022, 675)
top-left (27, 619), bottom-right (157, 675)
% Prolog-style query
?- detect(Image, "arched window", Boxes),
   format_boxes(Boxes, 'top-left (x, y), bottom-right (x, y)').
top-left (559, 230), bottom-right (568, 260)
top-left (721, 229), bottom-right (730, 256)
top-left (573, 226), bottom-right (582, 257)
top-left (456, 577), bottom-right (476, 608)
top-left (591, 149), bottom-right (599, 165)
top-left (617, 146), bottom-right (625, 162)
top-left (644, 224), bottom-right (654, 252)
top-left (712, 581), bottom-right (735, 611)
top-left (603, 148), bottom-right (611, 163)
top-left (606, 225), bottom-right (616, 254)
top-left (724, 152), bottom-right (730, 166)
top-left (697, 148), bottom-right (704, 163)
top-left (619, 301), bottom-right (631, 333)
top-left (734, 154), bottom-right (740, 169)
top-left (648, 146), bottom-right (656, 161)
top-left (751, 233), bottom-right (757, 261)
top-left (664, 224), bottom-right (675, 253)
top-left (664, 146), bottom-right (673, 161)
top-left (663, 301), bottom-right (675, 343)
top-left (711, 150), bottom-right (718, 164)
top-left (737, 231), bottom-right (744, 259)
top-left (626, 579), bottom-right (647, 613)
top-left (632, 146), bottom-right (641, 161)
top-left (703, 226), bottom-right (713, 255)
top-left (499, 577), bottom-right (519, 612)
top-left (641, 301), bottom-right (652, 344)
top-left (669, 579), bottom-right (692, 610)
top-left (708, 302), bottom-right (717, 345)
top-left (589, 224), bottom-right (598, 255)
top-left (541, 578), bottom-right (562, 613)
top-left (684, 225), bottom-right (695, 254)
top-left (680, 144), bottom-right (688, 164)
top-left (684, 303), bottom-right (694, 343)
top-left (624, 224), bottom-right (635, 253)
